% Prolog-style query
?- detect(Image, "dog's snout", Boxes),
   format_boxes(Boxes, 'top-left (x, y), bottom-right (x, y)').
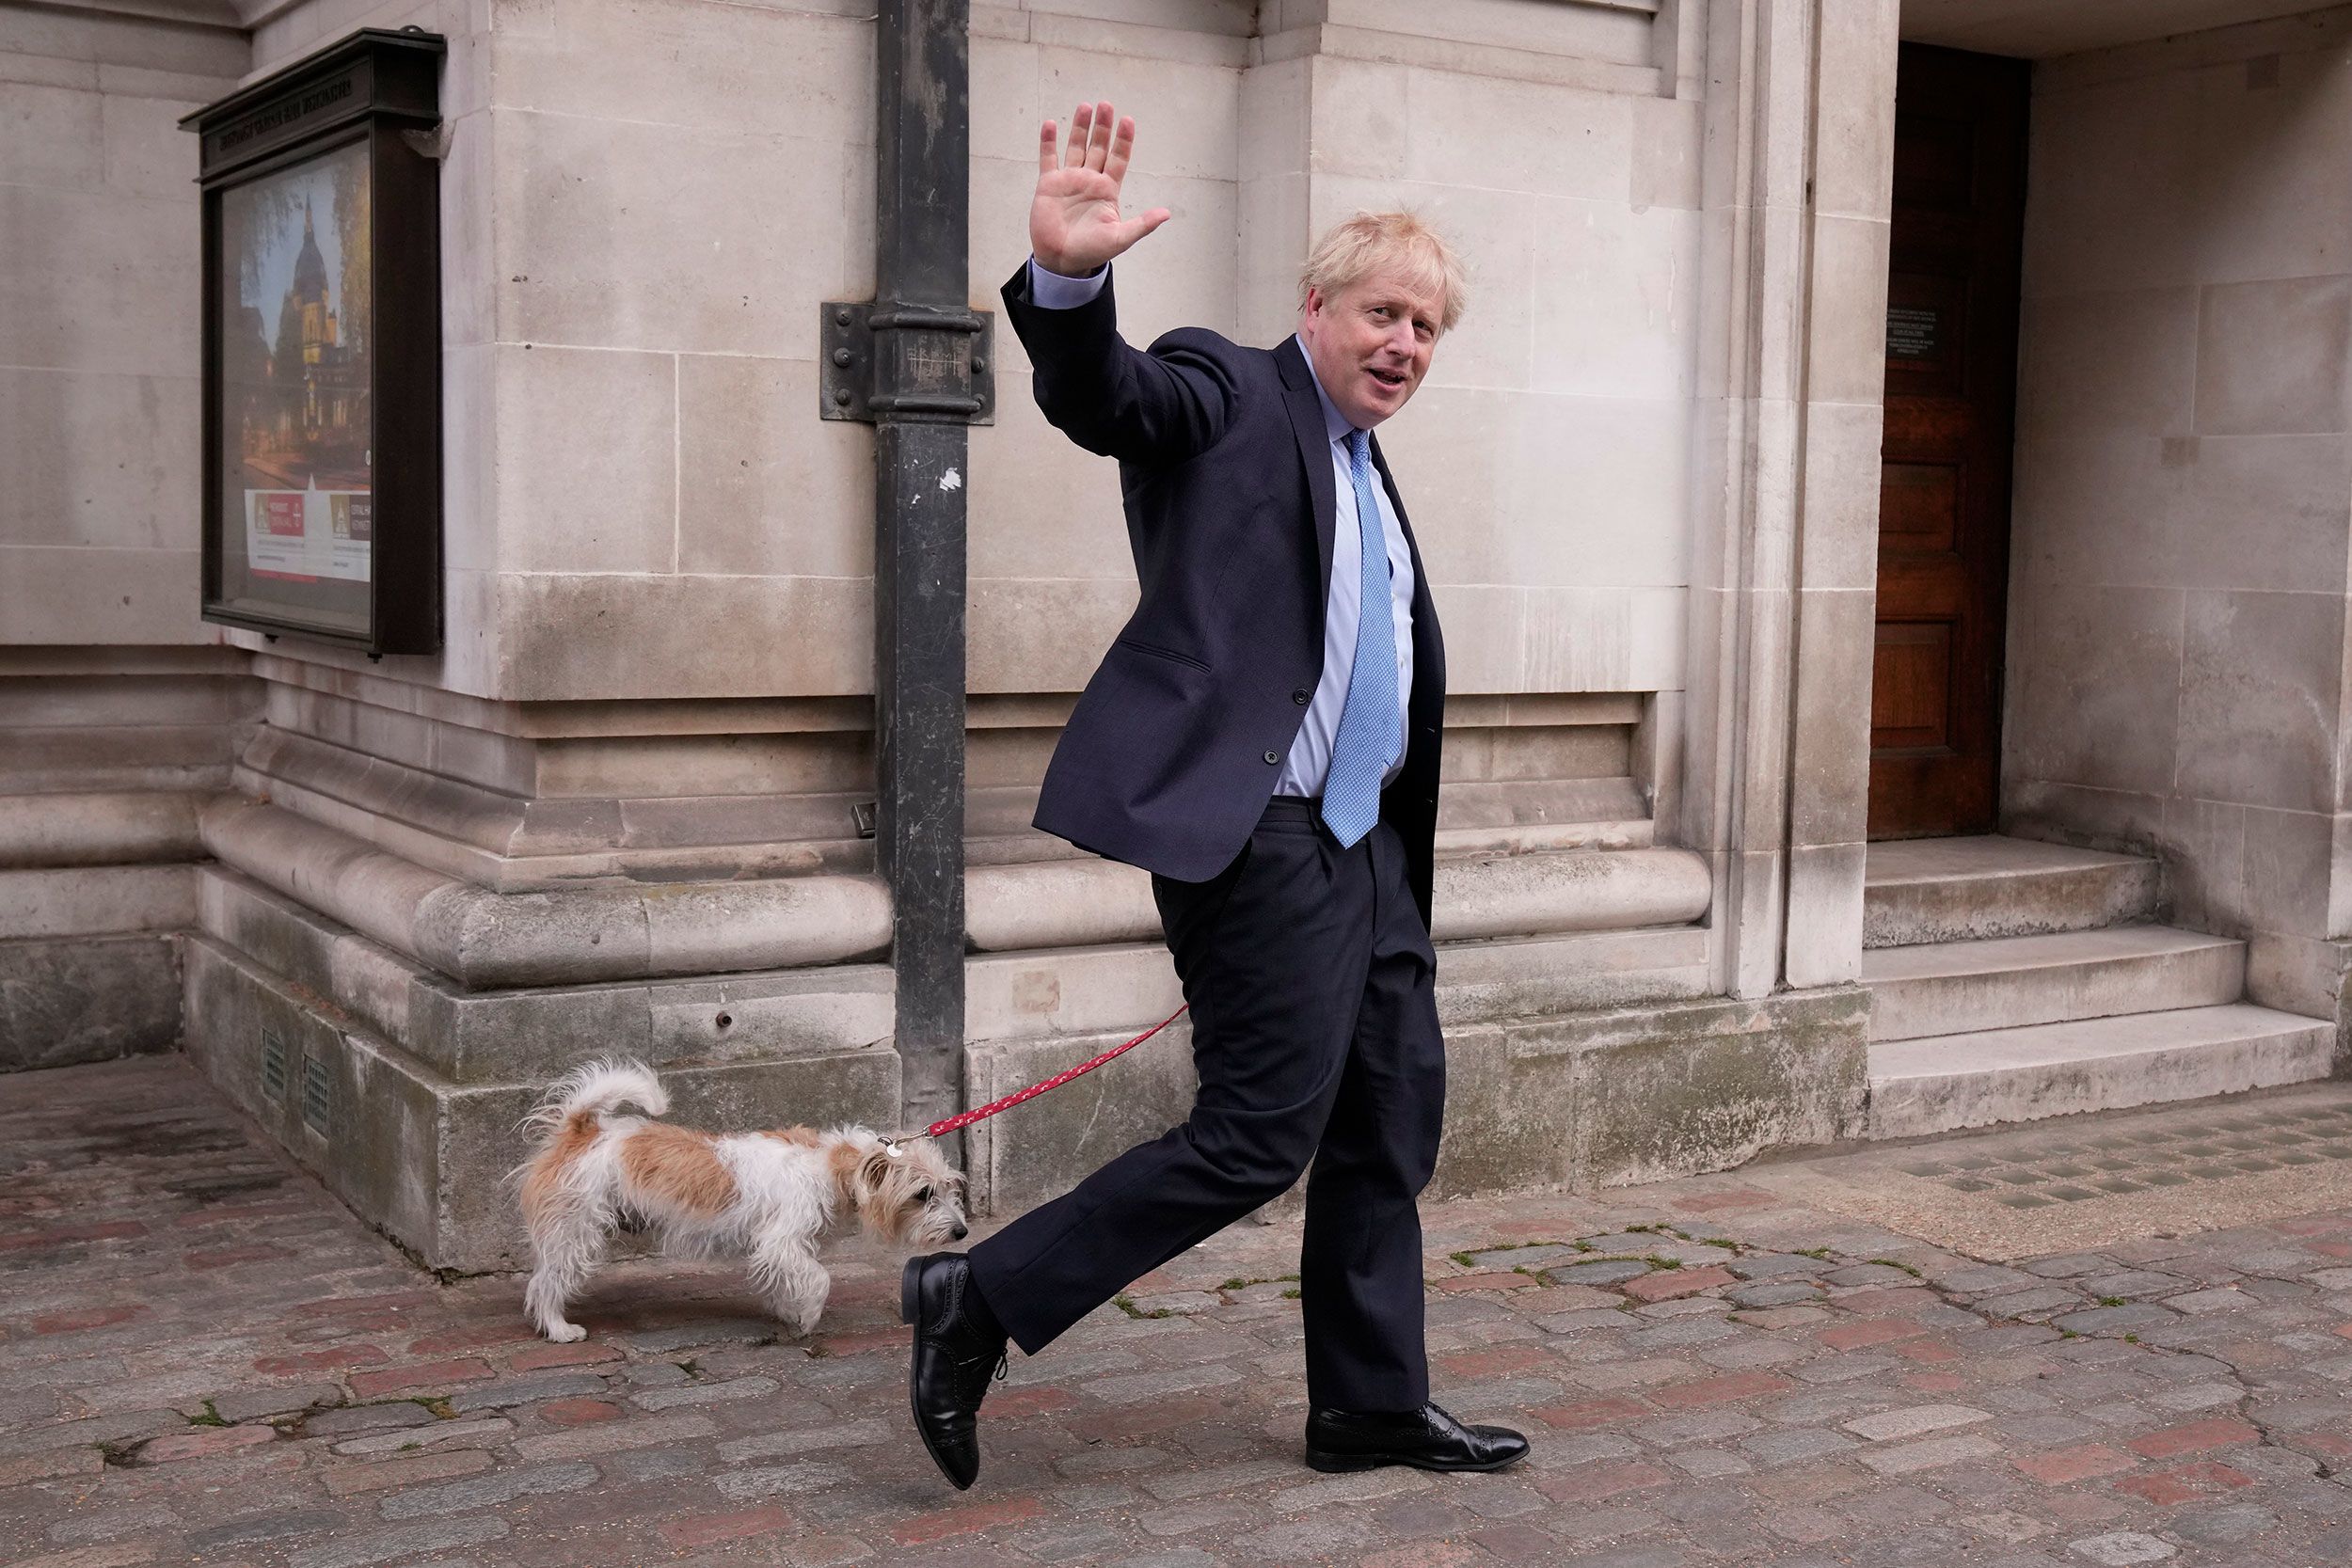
top-left (950, 1222), bottom-right (969, 1240)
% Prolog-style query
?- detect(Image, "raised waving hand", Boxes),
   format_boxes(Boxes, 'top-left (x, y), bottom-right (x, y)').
top-left (1029, 101), bottom-right (1172, 277)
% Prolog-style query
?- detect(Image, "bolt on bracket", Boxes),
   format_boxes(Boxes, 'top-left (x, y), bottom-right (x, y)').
top-left (819, 301), bottom-right (994, 425)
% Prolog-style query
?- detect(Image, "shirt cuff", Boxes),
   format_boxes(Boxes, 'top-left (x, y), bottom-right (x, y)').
top-left (1026, 257), bottom-right (1109, 309)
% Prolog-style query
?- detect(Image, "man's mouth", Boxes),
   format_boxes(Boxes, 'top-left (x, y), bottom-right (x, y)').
top-left (1367, 367), bottom-right (1407, 389)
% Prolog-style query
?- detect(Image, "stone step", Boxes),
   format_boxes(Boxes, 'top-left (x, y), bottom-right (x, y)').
top-left (1862, 925), bottom-right (2243, 1043)
top-left (1865, 835), bottom-right (2160, 949)
top-left (1867, 1003), bottom-right (2335, 1140)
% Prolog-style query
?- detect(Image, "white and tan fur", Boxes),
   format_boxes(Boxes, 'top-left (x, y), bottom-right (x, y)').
top-left (515, 1059), bottom-right (967, 1342)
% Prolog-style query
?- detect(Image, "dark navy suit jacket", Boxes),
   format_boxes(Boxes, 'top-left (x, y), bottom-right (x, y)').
top-left (1003, 262), bottom-right (1448, 927)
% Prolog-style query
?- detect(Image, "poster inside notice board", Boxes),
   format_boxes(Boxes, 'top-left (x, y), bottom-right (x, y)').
top-left (187, 29), bottom-right (445, 654)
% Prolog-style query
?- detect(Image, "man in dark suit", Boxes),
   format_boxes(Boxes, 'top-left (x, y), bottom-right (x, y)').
top-left (901, 101), bottom-right (1528, 1489)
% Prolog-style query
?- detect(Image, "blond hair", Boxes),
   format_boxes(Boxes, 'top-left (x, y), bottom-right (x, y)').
top-left (1297, 211), bottom-right (1468, 333)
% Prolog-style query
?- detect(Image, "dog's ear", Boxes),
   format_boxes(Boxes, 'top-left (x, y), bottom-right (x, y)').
top-left (857, 1147), bottom-right (894, 1193)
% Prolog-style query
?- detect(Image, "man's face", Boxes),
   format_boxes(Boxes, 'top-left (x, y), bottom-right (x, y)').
top-left (1297, 265), bottom-right (1445, 430)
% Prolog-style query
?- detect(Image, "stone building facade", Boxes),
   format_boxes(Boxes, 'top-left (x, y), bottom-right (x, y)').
top-left (6, 0), bottom-right (2349, 1269)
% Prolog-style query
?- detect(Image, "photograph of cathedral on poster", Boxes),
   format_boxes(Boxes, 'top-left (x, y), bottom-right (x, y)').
top-left (221, 138), bottom-right (373, 586)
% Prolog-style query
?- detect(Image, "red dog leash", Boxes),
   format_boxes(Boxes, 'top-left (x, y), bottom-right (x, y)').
top-left (925, 1006), bottom-right (1190, 1138)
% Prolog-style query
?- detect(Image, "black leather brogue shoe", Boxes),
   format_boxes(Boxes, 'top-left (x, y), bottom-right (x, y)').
top-left (1304, 1402), bottom-right (1530, 1474)
top-left (901, 1253), bottom-right (1007, 1490)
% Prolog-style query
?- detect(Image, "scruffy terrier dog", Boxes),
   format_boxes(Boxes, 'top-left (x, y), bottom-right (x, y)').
top-left (515, 1060), bottom-right (968, 1342)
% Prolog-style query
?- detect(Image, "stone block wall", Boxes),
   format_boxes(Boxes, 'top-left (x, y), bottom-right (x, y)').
top-left (0, 0), bottom-right (1905, 1265)
top-left (2004, 6), bottom-right (2352, 1023)
top-left (0, 2), bottom-right (243, 640)
top-left (0, 648), bottom-right (261, 1069)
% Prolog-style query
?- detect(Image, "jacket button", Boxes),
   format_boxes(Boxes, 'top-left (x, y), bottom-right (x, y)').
top-left (1292, 689), bottom-right (1311, 705)
top-left (1263, 750), bottom-right (1279, 765)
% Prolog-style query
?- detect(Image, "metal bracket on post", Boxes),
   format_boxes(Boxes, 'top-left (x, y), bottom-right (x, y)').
top-left (820, 302), bottom-right (994, 425)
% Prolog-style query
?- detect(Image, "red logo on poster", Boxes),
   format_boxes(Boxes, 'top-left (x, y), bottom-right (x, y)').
top-left (260, 493), bottom-right (306, 535)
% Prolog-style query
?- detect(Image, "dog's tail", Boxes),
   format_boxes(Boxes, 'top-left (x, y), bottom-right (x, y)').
top-left (520, 1058), bottom-right (669, 1147)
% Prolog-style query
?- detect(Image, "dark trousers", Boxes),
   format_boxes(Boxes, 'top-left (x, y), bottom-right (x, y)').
top-left (967, 796), bottom-right (1447, 1411)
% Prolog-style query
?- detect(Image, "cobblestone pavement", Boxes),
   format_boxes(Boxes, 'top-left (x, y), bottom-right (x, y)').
top-left (6, 1059), bottom-right (2352, 1567)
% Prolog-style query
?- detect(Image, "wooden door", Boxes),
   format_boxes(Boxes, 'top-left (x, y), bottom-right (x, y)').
top-left (1868, 44), bottom-right (2029, 840)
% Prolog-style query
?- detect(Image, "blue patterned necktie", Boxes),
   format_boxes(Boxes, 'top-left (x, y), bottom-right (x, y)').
top-left (1322, 429), bottom-right (1400, 847)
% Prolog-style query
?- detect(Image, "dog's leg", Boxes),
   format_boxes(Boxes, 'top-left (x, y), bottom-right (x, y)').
top-left (523, 1204), bottom-right (608, 1343)
top-left (749, 1238), bottom-right (831, 1337)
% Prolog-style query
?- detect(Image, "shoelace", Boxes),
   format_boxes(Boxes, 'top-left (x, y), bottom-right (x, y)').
top-left (952, 1345), bottom-right (1009, 1403)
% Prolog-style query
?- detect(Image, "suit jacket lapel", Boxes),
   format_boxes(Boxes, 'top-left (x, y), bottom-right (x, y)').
top-left (1275, 339), bottom-right (1337, 616)
top-left (1370, 433), bottom-right (1445, 708)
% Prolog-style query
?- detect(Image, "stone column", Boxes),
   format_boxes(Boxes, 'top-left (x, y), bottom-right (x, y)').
top-left (1681, 0), bottom-right (1895, 1003)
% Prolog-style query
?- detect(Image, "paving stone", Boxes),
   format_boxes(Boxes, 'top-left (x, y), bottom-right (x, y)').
top-left (442, 1372), bottom-right (612, 1412)
top-left (1940, 1265), bottom-right (2044, 1293)
top-left (630, 1373), bottom-right (780, 1409)
top-left (2050, 1304), bottom-right (2177, 1334)
top-left (2073, 1269), bottom-right (2187, 1298)
top-left (714, 1460), bottom-right (857, 1500)
top-left (373, 1460), bottom-right (598, 1519)
top-left (305, 1402), bottom-right (437, 1437)
top-left (208, 1382), bottom-right (343, 1422)
top-left (616, 1319), bottom-right (778, 1353)
top-left (2067, 1530), bottom-right (2176, 1564)
top-left (1740, 1426), bottom-right (1861, 1465)
top-left (1845, 1404), bottom-right (1994, 1442)
top-left (184, 1508), bottom-right (344, 1548)
top-left (2162, 1287), bottom-right (2259, 1315)
top-left (324, 1449), bottom-right (497, 1497)
top-left (333, 1417), bottom-right (515, 1456)
top-left (1725, 1253), bottom-right (1837, 1280)
top-left (2169, 1501), bottom-right (2279, 1544)
top-left (513, 1413), bottom-right (716, 1461)
top-left (717, 1418), bottom-right (890, 1463)
top-left (287, 1518), bottom-right (510, 1568)
top-left (1460, 1244), bottom-right (1588, 1272)
top-left (1083, 1364), bottom-right (1242, 1403)
top-left (1136, 1459), bottom-right (1296, 1501)
top-left (1728, 1282), bottom-right (1823, 1308)
top-left (1827, 1263), bottom-right (1921, 1288)
top-left (1858, 1433), bottom-right (2006, 1475)
top-left (1550, 1259), bottom-right (1656, 1286)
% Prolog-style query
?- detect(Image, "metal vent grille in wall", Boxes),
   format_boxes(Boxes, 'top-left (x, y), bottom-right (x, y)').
top-left (301, 1055), bottom-right (332, 1137)
top-left (261, 1031), bottom-right (287, 1102)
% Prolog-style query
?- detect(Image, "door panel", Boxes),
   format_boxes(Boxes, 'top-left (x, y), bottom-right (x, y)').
top-left (1869, 44), bottom-right (2029, 840)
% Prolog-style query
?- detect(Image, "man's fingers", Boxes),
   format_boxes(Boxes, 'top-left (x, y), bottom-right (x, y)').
top-left (1087, 99), bottom-right (1115, 172)
top-left (1037, 118), bottom-right (1060, 176)
top-left (1116, 208), bottom-right (1172, 249)
top-left (1104, 114), bottom-right (1137, 185)
top-left (1062, 102), bottom-right (1092, 168)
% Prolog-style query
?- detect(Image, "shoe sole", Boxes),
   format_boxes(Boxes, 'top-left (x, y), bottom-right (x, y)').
top-left (1304, 1446), bottom-right (1528, 1475)
top-left (901, 1259), bottom-right (976, 1491)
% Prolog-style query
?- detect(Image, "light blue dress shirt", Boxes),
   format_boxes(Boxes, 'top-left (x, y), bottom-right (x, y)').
top-left (1025, 258), bottom-right (1416, 797)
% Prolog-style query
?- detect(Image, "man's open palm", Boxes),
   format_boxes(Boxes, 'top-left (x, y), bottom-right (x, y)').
top-left (1031, 101), bottom-right (1170, 277)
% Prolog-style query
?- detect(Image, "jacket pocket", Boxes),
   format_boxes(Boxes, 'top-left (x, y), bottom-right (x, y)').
top-left (1114, 636), bottom-right (1211, 674)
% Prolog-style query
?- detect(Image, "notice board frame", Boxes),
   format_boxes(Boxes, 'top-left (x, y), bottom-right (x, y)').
top-left (184, 28), bottom-right (446, 655)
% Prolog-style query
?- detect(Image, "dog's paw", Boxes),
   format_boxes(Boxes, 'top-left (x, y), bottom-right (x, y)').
top-left (542, 1322), bottom-right (587, 1343)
